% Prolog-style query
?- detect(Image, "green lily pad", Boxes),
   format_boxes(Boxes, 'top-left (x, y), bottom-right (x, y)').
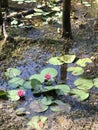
top-left (7, 90), bottom-right (20, 101)
top-left (30, 100), bottom-right (48, 113)
top-left (41, 68), bottom-right (58, 78)
top-left (48, 57), bottom-right (64, 65)
top-left (8, 77), bottom-right (25, 88)
top-left (33, 86), bottom-right (55, 94)
top-left (67, 66), bottom-right (84, 75)
top-left (5, 68), bottom-right (21, 78)
top-left (70, 89), bottom-right (89, 101)
top-left (29, 74), bottom-right (44, 83)
top-left (55, 84), bottom-right (70, 95)
top-left (41, 96), bottom-right (53, 106)
top-left (93, 78), bottom-right (98, 88)
top-left (27, 116), bottom-right (47, 130)
top-left (31, 79), bottom-right (42, 91)
top-left (23, 81), bottom-right (31, 89)
top-left (74, 77), bottom-right (93, 90)
top-left (59, 55), bottom-right (76, 63)
top-left (76, 58), bottom-right (92, 67)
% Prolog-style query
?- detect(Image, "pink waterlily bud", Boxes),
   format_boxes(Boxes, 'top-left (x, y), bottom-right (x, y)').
top-left (44, 74), bottom-right (52, 80)
top-left (17, 89), bottom-right (25, 97)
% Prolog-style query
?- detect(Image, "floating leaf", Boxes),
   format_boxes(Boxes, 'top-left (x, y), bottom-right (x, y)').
top-left (29, 74), bottom-right (44, 83)
top-left (55, 84), bottom-right (70, 95)
top-left (93, 78), bottom-right (98, 88)
top-left (48, 57), bottom-right (63, 65)
top-left (30, 101), bottom-right (48, 113)
top-left (60, 55), bottom-right (76, 63)
top-left (8, 77), bottom-right (25, 88)
top-left (76, 58), bottom-right (92, 67)
top-left (27, 116), bottom-right (47, 130)
top-left (67, 66), bottom-right (84, 75)
top-left (5, 68), bottom-right (21, 78)
top-left (41, 96), bottom-right (53, 106)
top-left (33, 86), bottom-right (55, 94)
top-left (31, 79), bottom-right (42, 91)
top-left (41, 68), bottom-right (58, 78)
top-left (74, 78), bottom-right (93, 90)
top-left (71, 89), bottom-right (89, 101)
top-left (7, 90), bottom-right (20, 101)
top-left (23, 81), bottom-right (31, 89)
top-left (27, 116), bottom-right (41, 130)
top-left (50, 101), bottom-right (71, 113)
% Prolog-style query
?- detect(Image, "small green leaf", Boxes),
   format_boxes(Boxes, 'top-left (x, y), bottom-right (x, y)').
top-left (41, 96), bottom-right (53, 106)
top-left (40, 116), bottom-right (47, 124)
top-left (93, 78), bottom-right (98, 88)
top-left (76, 58), bottom-right (92, 67)
top-left (67, 66), bottom-right (84, 75)
top-left (50, 102), bottom-right (71, 113)
top-left (31, 79), bottom-right (42, 91)
top-left (23, 81), bottom-right (31, 89)
top-left (5, 68), bottom-right (21, 78)
top-left (48, 57), bottom-right (64, 65)
top-left (8, 77), bottom-right (25, 88)
top-left (55, 84), bottom-right (70, 95)
top-left (41, 68), bottom-right (58, 78)
top-left (60, 55), bottom-right (76, 63)
top-left (27, 116), bottom-right (41, 130)
top-left (29, 74), bottom-right (44, 83)
top-left (27, 116), bottom-right (47, 130)
top-left (74, 77), bottom-right (93, 90)
top-left (7, 90), bottom-right (20, 101)
top-left (71, 89), bottom-right (89, 101)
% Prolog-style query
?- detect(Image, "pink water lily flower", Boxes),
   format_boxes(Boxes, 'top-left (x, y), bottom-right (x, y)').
top-left (44, 74), bottom-right (52, 80)
top-left (17, 89), bottom-right (25, 97)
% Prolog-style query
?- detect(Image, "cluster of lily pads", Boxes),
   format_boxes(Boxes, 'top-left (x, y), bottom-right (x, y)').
top-left (4, 67), bottom-right (71, 111)
top-left (49, 54), bottom-right (98, 101)
top-left (1, 54), bottom-right (98, 129)
top-left (2, 54), bottom-right (97, 102)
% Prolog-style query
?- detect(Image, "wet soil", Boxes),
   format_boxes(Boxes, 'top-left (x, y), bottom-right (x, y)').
top-left (0, 1), bottom-right (98, 130)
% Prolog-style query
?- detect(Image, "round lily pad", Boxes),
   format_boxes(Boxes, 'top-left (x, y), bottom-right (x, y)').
top-left (48, 57), bottom-right (64, 65)
top-left (41, 68), bottom-right (58, 78)
top-left (71, 89), bottom-right (89, 101)
top-left (74, 77), bottom-right (93, 90)
top-left (67, 66), bottom-right (84, 75)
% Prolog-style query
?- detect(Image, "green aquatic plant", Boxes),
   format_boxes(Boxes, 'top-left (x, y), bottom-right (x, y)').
top-left (4, 55), bottom-right (98, 106)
